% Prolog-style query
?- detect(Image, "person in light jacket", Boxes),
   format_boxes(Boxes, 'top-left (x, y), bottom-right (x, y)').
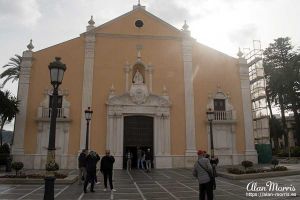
top-left (193, 150), bottom-right (214, 200)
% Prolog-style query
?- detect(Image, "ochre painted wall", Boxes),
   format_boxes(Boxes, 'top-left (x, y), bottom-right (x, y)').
top-left (24, 37), bottom-right (85, 154)
top-left (193, 43), bottom-right (245, 153)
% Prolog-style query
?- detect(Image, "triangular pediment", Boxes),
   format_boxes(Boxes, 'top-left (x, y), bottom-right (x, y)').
top-left (86, 7), bottom-right (182, 37)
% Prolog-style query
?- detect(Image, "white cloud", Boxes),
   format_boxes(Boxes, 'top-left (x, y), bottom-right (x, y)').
top-left (0, 0), bottom-right (41, 26)
top-left (228, 24), bottom-right (258, 47)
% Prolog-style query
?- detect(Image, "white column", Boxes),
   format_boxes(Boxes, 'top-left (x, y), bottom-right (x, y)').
top-left (12, 45), bottom-right (33, 155)
top-left (165, 115), bottom-right (171, 155)
top-left (182, 33), bottom-right (197, 156)
top-left (108, 112), bottom-right (123, 169)
top-left (238, 53), bottom-right (257, 162)
top-left (155, 113), bottom-right (172, 168)
top-left (116, 115), bottom-right (123, 156)
top-left (154, 115), bottom-right (161, 156)
top-left (106, 114), bottom-right (114, 150)
top-left (80, 30), bottom-right (96, 150)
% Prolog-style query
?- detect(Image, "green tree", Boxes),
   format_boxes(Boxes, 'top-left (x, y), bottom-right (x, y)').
top-left (0, 54), bottom-right (22, 87)
top-left (263, 37), bottom-right (300, 147)
top-left (283, 54), bottom-right (300, 143)
top-left (269, 117), bottom-right (284, 150)
top-left (0, 90), bottom-right (19, 145)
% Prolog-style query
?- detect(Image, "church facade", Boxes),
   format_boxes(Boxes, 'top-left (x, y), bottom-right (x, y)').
top-left (12, 5), bottom-right (257, 169)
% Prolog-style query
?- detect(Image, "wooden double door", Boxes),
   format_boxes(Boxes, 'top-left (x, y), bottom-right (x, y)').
top-left (123, 116), bottom-right (153, 169)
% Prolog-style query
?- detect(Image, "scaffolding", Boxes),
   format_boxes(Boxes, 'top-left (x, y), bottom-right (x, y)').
top-left (244, 40), bottom-right (270, 144)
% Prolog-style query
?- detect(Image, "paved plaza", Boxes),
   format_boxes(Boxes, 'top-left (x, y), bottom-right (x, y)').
top-left (0, 168), bottom-right (299, 199)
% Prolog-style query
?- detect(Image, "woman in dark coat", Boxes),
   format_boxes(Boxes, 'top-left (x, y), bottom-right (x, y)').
top-left (83, 151), bottom-right (100, 193)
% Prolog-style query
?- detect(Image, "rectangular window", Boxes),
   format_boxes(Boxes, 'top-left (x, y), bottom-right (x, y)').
top-left (214, 99), bottom-right (225, 111)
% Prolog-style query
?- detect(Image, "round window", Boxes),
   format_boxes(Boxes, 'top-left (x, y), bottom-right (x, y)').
top-left (135, 20), bottom-right (144, 28)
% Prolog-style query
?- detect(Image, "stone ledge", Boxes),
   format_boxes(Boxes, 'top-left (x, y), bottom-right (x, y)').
top-left (218, 170), bottom-right (300, 180)
top-left (0, 175), bottom-right (78, 184)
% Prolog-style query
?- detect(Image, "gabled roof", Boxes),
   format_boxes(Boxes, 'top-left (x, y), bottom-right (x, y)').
top-left (82, 6), bottom-right (183, 37)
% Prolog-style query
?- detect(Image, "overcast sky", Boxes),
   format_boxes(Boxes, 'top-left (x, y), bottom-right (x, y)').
top-left (1, 0), bottom-right (299, 130)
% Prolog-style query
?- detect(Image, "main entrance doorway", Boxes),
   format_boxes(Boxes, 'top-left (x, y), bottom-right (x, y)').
top-left (123, 116), bottom-right (153, 169)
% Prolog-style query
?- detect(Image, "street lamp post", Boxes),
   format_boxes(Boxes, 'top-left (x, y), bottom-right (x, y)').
top-left (44, 57), bottom-right (66, 200)
top-left (84, 107), bottom-right (93, 150)
top-left (206, 108), bottom-right (215, 158)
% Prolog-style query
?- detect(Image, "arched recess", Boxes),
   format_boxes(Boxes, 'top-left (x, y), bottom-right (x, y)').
top-left (132, 63), bottom-right (146, 84)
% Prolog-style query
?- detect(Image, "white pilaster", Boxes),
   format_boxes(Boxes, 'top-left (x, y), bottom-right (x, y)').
top-left (80, 24), bottom-right (96, 150)
top-left (181, 24), bottom-right (197, 156)
top-left (238, 51), bottom-right (257, 162)
top-left (154, 114), bottom-right (162, 156)
top-left (12, 41), bottom-right (34, 155)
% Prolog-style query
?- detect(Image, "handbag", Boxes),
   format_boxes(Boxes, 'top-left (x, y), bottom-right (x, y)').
top-left (198, 161), bottom-right (216, 190)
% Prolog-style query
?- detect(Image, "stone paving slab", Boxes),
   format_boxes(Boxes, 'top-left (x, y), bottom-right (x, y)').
top-left (0, 168), bottom-right (299, 199)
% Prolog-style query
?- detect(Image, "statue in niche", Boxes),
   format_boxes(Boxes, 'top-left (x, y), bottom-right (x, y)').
top-left (133, 69), bottom-right (144, 84)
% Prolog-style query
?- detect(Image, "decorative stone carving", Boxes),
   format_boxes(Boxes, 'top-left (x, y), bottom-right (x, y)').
top-left (129, 84), bottom-right (149, 104)
top-left (129, 70), bottom-right (149, 104)
top-left (107, 82), bottom-right (171, 169)
top-left (207, 87), bottom-right (234, 114)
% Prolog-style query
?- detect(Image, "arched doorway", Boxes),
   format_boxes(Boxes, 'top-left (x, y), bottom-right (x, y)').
top-left (123, 116), bottom-right (153, 169)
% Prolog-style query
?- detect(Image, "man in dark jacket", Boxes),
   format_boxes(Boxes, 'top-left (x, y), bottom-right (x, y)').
top-left (100, 150), bottom-right (116, 192)
top-left (78, 149), bottom-right (88, 185)
top-left (83, 151), bottom-right (100, 193)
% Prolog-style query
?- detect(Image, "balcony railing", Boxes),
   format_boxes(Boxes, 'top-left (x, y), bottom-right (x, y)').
top-left (41, 107), bottom-right (67, 118)
top-left (214, 110), bottom-right (233, 120)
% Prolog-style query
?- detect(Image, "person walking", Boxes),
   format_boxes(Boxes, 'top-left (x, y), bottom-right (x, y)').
top-left (126, 151), bottom-right (132, 171)
top-left (145, 148), bottom-right (152, 172)
top-left (137, 148), bottom-right (142, 169)
top-left (193, 150), bottom-right (214, 200)
top-left (141, 150), bottom-right (145, 170)
top-left (100, 150), bottom-right (116, 192)
top-left (78, 149), bottom-right (88, 185)
top-left (83, 151), bottom-right (100, 193)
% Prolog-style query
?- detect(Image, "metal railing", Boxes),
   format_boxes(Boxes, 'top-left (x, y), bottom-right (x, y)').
top-left (214, 110), bottom-right (233, 120)
top-left (42, 108), bottom-right (66, 118)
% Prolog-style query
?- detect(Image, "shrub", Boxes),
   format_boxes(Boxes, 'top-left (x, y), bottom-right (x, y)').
top-left (291, 146), bottom-right (300, 157)
top-left (245, 168), bottom-right (256, 174)
top-left (276, 149), bottom-right (288, 157)
top-left (271, 159), bottom-right (279, 169)
top-left (227, 168), bottom-right (244, 174)
top-left (27, 174), bottom-right (44, 179)
top-left (241, 160), bottom-right (253, 171)
top-left (54, 172), bottom-right (67, 179)
top-left (11, 162), bottom-right (24, 176)
top-left (272, 166), bottom-right (287, 171)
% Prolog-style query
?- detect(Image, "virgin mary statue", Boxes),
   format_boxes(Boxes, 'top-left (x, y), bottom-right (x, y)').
top-left (133, 69), bottom-right (144, 84)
